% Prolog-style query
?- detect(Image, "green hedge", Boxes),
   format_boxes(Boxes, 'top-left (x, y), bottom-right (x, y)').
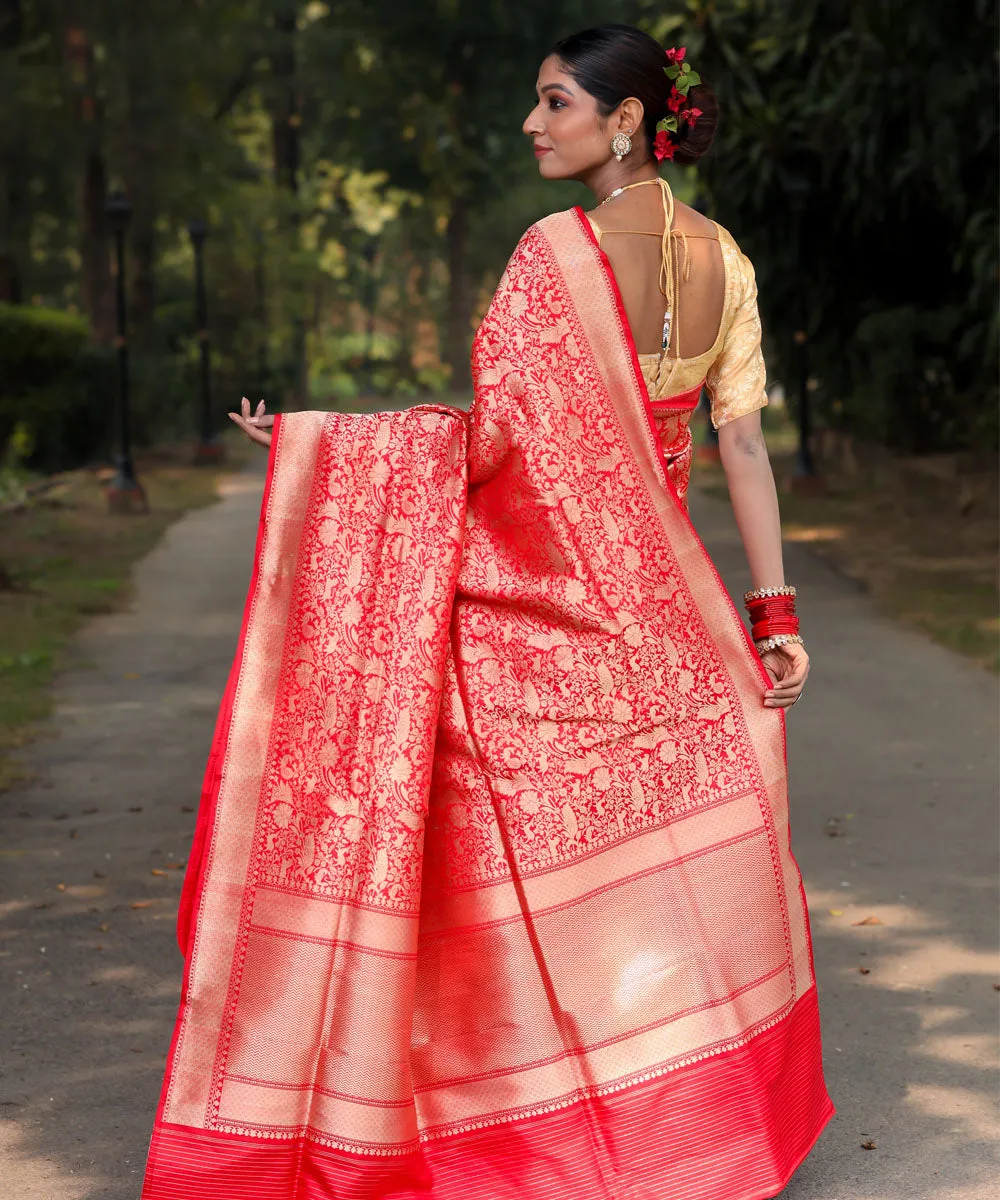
top-left (1, 302), bottom-right (242, 472)
top-left (0, 303), bottom-right (88, 385)
top-left (0, 304), bottom-right (115, 472)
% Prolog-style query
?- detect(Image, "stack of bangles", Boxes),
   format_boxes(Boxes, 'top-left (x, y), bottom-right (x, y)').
top-left (743, 585), bottom-right (804, 654)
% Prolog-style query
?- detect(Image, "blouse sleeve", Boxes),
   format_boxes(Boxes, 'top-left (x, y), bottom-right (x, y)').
top-left (705, 249), bottom-right (768, 430)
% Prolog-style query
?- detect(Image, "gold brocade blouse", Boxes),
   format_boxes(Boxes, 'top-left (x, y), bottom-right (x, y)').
top-left (586, 210), bottom-right (768, 505)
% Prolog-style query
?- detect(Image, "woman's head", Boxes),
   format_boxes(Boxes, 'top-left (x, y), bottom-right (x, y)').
top-left (523, 24), bottom-right (717, 182)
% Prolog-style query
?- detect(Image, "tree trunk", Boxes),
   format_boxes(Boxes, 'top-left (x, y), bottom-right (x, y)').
top-left (269, 5), bottom-right (306, 406)
top-left (63, 16), bottom-right (113, 343)
top-left (445, 195), bottom-right (471, 394)
top-left (0, 165), bottom-right (24, 306)
top-left (0, 0), bottom-right (24, 302)
top-left (123, 3), bottom-right (157, 349)
top-left (270, 7), bottom-right (299, 196)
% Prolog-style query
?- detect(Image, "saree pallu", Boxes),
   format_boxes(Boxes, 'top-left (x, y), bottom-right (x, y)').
top-left (143, 209), bottom-right (833, 1200)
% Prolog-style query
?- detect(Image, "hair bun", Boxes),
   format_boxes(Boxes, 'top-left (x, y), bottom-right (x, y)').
top-left (553, 25), bottom-right (718, 167)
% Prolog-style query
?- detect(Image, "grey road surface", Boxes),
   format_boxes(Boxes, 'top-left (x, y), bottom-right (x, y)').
top-left (0, 455), bottom-right (996, 1199)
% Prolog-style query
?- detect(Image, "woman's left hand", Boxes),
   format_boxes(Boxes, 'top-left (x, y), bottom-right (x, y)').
top-left (760, 641), bottom-right (809, 709)
top-left (228, 396), bottom-right (274, 447)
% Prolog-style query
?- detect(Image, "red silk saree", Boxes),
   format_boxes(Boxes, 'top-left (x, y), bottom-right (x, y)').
top-left (142, 209), bottom-right (833, 1200)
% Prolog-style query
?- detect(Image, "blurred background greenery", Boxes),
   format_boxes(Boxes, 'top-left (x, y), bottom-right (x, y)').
top-left (0, 0), bottom-right (995, 472)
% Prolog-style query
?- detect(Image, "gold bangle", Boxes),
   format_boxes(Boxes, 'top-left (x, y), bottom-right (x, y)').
top-left (755, 633), bottom-right (804, 654)
top-left (744, 585), bottom-right (796, 605)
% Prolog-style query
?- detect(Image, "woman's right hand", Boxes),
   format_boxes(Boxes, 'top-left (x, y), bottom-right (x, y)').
top-left (228, 396), bottom-right (274, 447)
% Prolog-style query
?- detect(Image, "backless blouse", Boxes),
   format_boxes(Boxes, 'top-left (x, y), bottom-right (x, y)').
top-left (586, 186), bottom-right (767, 505)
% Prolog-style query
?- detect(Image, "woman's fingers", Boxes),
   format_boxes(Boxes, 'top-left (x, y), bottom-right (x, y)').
top-left (766, 664), bottom-right (808, 694)
top-left (238, 396), bottom-right (272, 424)
top-left (228, 397), bottom-right (274, 446)
top-left (227, 411), bottom-right (272, 447)
top-left (761, 646), bottom-right (809, 708)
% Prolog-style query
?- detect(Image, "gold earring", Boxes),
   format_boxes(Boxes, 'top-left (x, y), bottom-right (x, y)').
top-left (611, 131), bottom-right (633, 162)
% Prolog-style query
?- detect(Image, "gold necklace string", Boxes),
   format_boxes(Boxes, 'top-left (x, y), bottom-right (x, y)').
top-left (660, 178), bottom-right (678, 389)
top-left (596, 176), bottom-right (661, 206)
top-left (597, 176), bottom-right (688, 381)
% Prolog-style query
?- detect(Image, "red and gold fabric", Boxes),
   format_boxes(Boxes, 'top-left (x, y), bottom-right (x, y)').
top-left (142, 207), bottom-right (832, 1200)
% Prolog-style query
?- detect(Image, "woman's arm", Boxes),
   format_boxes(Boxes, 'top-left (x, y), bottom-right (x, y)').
top-left (718, 409), bottom-right (809, 709)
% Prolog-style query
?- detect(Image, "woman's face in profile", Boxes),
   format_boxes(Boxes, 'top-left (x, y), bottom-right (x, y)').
top-left (523, 55), bottom-right (611, 181)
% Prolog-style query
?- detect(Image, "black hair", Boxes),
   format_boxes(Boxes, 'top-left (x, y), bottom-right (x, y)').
top-left (551, 24), bottom-right (718, 166)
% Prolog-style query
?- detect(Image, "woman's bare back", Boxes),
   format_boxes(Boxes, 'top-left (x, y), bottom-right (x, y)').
top-left (585, 182), bottom-right (726, 360)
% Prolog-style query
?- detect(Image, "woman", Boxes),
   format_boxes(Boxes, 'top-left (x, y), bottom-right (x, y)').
top-left (143, 24), bottom-right (832, 1200)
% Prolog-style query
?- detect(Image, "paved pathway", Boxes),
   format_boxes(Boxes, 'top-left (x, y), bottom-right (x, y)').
top-left (0, 451), bottom-right (996, 1199)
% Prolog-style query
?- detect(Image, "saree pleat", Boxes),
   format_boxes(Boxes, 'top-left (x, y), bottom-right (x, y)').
top-left (143, 210), bottom-right (832, 1200)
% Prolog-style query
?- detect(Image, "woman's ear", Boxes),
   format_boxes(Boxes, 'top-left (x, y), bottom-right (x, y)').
top-left (617, 96), bottom-right (646, 136)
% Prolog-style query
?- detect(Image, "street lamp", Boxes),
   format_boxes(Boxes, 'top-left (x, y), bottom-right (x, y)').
top-left (104, 191), bottom-right (147, 513)
top-left (188, 218), bottom-right (222, 462)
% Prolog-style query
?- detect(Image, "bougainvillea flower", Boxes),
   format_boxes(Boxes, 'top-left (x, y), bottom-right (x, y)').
top-left (653, 130), bottom-right (676, 161)
top-left (665, 46), bottom-right (686, 64)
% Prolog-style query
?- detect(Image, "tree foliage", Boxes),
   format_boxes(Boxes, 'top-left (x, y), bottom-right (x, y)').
top-left (0, 0), bottom-right (995, 463)
top-left (659, 0), bottom-right (998, 453)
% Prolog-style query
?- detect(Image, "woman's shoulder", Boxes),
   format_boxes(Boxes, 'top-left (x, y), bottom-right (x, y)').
top-left (528, 208), bottom-right (584, 237)
top-left (706, 220), bottom-right (758, 299)
top-left (709, 220), bottom-right (753, 265)
top-left (501, 210), bottom-right (580, 261)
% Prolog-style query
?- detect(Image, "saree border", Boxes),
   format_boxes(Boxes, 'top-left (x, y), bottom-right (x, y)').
top-left (158, 412), bottom-right (285, 1135)
top-left (143, 984), bottom-right (833, 1200)
top-left (563, 206), bottom-right (817, 1003)
top-left (573, 204), bottom-right (775, 692)
top-left (162, 412), bottom-right (332, 1131)
top-left (570, 202), bottom-right (823, 1021)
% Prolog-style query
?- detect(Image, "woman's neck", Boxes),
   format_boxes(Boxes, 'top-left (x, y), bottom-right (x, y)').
top-left (582, 158), bottom-right (660, 207)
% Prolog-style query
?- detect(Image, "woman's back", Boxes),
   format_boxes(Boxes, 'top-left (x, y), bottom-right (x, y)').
top-left (584, 179), bottom-right (726, 362)
top-left (583, 177), bottom-right (768, 501)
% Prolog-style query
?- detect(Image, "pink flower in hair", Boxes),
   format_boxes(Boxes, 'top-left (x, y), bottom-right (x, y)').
top-left (665, 46), bottom-right (686, 65)
top-left (667, 87), bottom-right (685, 113)
top-left (686, 107), bottom-right (703, 127)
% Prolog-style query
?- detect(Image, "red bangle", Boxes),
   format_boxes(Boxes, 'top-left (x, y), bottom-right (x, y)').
top-left (746, 595), bottom-right (796, 617)
top-left (752, 616), bottom-right (800, 640)
top-left (746, 592), bottom-right (799, 643)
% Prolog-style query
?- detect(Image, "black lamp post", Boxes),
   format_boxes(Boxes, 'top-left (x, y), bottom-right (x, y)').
top-left (361, 237), bottom-right (378, 395)
top-left (188, 218), bottom-right (222, 462)
top-left (104, 191), bottom-right (147, 513)
top-left (783, 172), bottom-right (818, 484)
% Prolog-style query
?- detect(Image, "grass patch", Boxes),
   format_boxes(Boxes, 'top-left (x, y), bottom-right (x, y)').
top-left (0, 434), bottom-right (251, 788)
top-left (693, 411), bottom-right (999, 672)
